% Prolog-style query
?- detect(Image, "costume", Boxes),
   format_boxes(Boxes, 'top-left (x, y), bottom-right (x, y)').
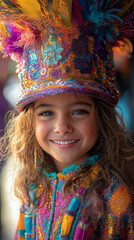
top-left (14, 155), bottom-right (134, 240)
top-left (0, 1), bottom-right (134, 240)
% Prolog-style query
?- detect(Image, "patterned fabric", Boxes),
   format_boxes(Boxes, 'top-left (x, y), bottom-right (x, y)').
top-left (14, 157), bottom-right (134, 240)
top-left (0, 1), bottom-right (133, 111)
top-left (16, 31), bottom-right (119, 112)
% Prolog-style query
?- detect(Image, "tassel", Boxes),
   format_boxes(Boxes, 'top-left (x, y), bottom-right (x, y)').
top-left (60, 187), bottom-right (85, 238)
top-left (18, 209), bottom-right (25, 240)
top-left (73, 219), bottom-right (90, 240)
top-left (61, 214), bottom-right (74, 235)
top-left (24, 214), bottom-right (33, 240)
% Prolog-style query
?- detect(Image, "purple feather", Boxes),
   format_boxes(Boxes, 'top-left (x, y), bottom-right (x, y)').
top-left (2, 24), bottom-right (23, 57)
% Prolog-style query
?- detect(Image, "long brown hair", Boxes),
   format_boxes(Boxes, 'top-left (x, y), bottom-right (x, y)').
top-left (1, 98), bottom-right (134, 206)
top-left (64, 99), bottom-right (134, 195)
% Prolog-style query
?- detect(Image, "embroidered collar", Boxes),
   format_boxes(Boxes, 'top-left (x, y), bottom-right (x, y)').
top-left (43, 154), bottom-right (100, 180)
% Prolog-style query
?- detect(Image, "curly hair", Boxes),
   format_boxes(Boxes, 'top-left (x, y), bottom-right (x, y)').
top-left (1, 98), bottom-right (134, 206)
top-left (64, 99), bottom-right (134, 195)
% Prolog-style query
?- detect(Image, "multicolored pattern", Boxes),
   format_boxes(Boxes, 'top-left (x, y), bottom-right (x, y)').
top-left (14, 156), bottom-right (134, 240)
top-left (0, 0), bottom-right (133, 111)
top-left (16, 30), bottom-right (119, 111)
top-left (59, 186), bottom-right (85, 239)
top-left (101, 180), bottom-right (134, 239)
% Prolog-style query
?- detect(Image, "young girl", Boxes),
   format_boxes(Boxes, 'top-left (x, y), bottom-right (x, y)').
top-left (0, 0), bottom-right (134, 239)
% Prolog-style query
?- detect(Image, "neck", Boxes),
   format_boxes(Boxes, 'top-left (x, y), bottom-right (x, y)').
top-left (53, 154), bottom-right (98, 173)
top-left (54, 159), bottom-right (88, 173)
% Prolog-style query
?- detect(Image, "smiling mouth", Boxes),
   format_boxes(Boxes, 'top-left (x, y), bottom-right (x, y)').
top-left (51, 140), bottom-right (79, 145)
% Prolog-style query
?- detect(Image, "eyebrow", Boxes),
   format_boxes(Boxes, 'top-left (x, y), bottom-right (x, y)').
top-left (34, 104), bottom-right (54, 110)
top-left (34, 102), bottom-right (92, 110)
top-left (71, 102), bottom-right (92, 107)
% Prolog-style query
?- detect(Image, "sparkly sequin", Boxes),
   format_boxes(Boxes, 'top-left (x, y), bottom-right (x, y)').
top-left (16, 30), bottom-right (119, 112)
top-left (14, 156), bottom-right (134, 240)
top-left (108, 183), bottom-right (131, 217)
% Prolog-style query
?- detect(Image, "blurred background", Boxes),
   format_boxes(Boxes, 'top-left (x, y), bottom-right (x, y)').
top-left (0, 38), bottom-right (134, 239)
top-left (0, 55), bottom-right (21, 240)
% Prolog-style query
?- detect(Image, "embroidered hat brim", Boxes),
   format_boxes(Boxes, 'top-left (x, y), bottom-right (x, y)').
top-left (17, 79), bottom-right (119, 111)
top-left (0, 0), bottom-right (133, 111)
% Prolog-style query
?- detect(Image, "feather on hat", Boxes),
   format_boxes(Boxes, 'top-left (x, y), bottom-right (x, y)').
top-left (0, 0), bottom-right (134, 111)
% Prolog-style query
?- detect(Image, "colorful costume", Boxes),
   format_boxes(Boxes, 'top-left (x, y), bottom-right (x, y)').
top-left (14, 155), bottom-right (134, 240)
top-left (0, 1), bottom-right (134, 240)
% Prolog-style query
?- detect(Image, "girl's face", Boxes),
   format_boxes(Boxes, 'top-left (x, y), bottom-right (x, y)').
top-left (34, 95), bottom-right (98, 171)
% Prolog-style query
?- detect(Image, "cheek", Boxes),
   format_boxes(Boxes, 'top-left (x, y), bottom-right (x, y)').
top-left (35, 121), bottom-right (48, 142)
top-left (80, 118), bottom-right (98, 141)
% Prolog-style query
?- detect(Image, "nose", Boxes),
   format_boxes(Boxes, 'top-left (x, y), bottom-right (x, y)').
top-left (54, 115), bottom-right (73, 135)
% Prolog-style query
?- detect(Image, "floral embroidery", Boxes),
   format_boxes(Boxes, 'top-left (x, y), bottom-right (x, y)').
top-left (42, 38), bottom-right (64, 67)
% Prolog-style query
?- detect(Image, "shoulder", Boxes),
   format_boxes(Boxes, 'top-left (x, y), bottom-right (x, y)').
top-left (104, 178), bottom-right (133, 217)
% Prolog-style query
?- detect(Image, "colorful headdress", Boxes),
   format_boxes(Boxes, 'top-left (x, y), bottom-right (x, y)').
top-left (0, 0), bottom-right (134, 111)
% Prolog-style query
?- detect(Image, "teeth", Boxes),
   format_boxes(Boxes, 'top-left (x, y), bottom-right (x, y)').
top-left (53, 140), bottom-right (76, 145)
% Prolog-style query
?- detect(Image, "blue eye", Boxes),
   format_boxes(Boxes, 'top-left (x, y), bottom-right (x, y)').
top-left (39, 111), bottom-right (54, 116)
top-left (73, 109), bottom-right (89, 115)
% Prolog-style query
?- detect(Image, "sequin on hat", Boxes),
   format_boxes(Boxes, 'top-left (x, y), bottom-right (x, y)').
top-left (0, 0), bottom-right (133, 111)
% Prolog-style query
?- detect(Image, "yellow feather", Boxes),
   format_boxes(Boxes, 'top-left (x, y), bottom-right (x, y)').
top-left (16, 0), bottom-right (43, 19)
top-left (53, 0), bottom-right (72, 26)
top-left (0, 23), bottom-right (10, 38)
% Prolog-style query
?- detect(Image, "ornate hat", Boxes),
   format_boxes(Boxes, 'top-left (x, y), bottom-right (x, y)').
top-left (0, 0), bottom-right (133, 111)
